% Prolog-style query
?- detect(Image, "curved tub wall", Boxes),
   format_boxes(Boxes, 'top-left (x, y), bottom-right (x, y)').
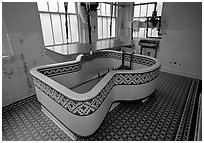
top-left (30, 50), bottom-right (161, 137)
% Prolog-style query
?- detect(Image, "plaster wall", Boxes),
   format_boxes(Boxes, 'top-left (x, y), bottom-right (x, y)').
top-left (158, 2), bottom-right (202, 79)
top-left (2, 2), bottom-right (57, 106)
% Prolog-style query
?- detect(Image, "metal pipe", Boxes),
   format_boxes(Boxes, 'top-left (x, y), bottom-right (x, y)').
top-left (86, 3), bottom-right (92, 44)
top-left (109, 2), bottom-right (113, 38)
top-left (130, 53), bottom-right (133, 70)
top-left (64, 2), bottom-right (69, 44)
top-left (122, 50), bottom-right (125, 67)
top-left (133, 2), bottom-right (157, 6)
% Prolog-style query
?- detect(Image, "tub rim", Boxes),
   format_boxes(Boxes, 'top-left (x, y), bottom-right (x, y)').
top-left (30, 50), bottom-right (161, 101)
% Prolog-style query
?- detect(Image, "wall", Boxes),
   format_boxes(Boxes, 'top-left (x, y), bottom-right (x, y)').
top-left (119, 2), bottom-right (133, 45)
top-left (158, 2), bottom-right (202, 79)
top-left (2, 2), bottom-right (57, 106)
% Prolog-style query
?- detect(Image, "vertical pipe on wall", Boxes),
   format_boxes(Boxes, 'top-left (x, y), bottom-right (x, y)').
top-left (109, 2), bottom-right (113, 38)
top-left (86, 3), bottom-right (92, 44)
top-left (48, 2), bottom-right (55, 46)
top-left (64, 2), bottom-right (69, 44)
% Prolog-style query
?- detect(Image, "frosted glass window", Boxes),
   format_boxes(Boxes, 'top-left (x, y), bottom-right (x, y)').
top-left (51, 14), bottom-right (63, 44)
top-left (151, 28), bottom-right (158, 37)
top-left (67, 15), bottom-right (72, 43)
top-left (106, 4), bottom-right (111, 16)
top-left (103, 18), bottom-right (107, 38)
top-left (112, 5), bottom-right (115, 17)
top-left (140, 5), bottom-right (147, 17)
top-left (147, 4), bottom-right (154, 16)
top-left (101, 3), bottom-right (106, 16)
top-left (48, 2), bottom-right (58, 12)
top-left (61, 14), bottom-right (67, 43)
top-left (97, 3), bottom-right (117, 40)
top-left (58, 2), bottom-right (65, 13)
top-left (138, 28), bottom-right (145, 38)
top-left (157, 2), bottom-right (163, 16)
top-left (113, 5), bottom-right (118, 17)
top-left (68, 2), bottom-right (76, 13)
top-left (40, 13), bottom-right (53, 45)
top-left (37, 2), bottom-right (48, 11)
top-left (70, 15), bottom-right (79, 42)
top-left (133, 2), bottom-right (162, 38)
top-left (134, 6), bottom-right (140, 17)
top-left (98, 17), bottom-right (103, 39)
top-left (107, 18), bottom-right (111, 38)
top-left (111, 18), bottom-right (115, 37)
top-left (38, 2), bottom-right (79, 46)
top-left (97, 3), bottom-right (101, 16)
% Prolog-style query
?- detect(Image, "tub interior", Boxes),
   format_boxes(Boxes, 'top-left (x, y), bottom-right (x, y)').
top-left (71, 77), bottom-right (100, 94)
top-left (50, 57), bottom-right (149, 94)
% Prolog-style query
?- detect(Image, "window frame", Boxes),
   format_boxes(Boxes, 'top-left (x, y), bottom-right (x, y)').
top-left (37, 2), bottom-right (79, 47)
top-left (133, 2), bottom-right (162, 39)
top-left (97, 2), bottom-right (119, 41)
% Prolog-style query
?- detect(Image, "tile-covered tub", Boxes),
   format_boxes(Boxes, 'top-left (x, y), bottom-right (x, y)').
top-left (30, 50), bottom-right (161, 137)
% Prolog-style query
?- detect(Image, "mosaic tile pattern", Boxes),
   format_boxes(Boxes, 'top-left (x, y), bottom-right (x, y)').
top-left (175, 80), bottom-right (199, 140)
top-left (76, 72), bottom-right (196, 141)
top-left (2, 72), bottom-right (198, 141)
top-left (32, 68), bottom-right (160, 116)
top-left (38, 51), bottom-right (156, 77)
top-left (2, 96), bottom-right (72, 141)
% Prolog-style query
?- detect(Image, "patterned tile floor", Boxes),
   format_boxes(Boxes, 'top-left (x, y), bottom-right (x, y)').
top-left (2, 96), bottom-right (72, 141)
top-left (2, 72), bottom-right (200, 141)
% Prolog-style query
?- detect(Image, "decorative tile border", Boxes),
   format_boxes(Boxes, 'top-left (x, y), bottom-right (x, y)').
top-left (38, 51), bottom-right (156, 77)
top-left (32, 68), bottom-right (160, 116)
top-left (175, 80), bottom-right (199, 141)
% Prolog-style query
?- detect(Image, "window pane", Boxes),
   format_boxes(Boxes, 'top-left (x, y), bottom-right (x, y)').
top-left (97, 3), bottom-right (101, 16)
top-left (69, 15), bottom-right (79, 42)
top-left (40, 13), bottom-right (53, 46)
top-left (112, 4), bottom-right (118, 17)
top-left (103, 18), bottom-right (107, 38)
top-left (51, 14), bottom-right (63, 44)
top-left (111, 18), bottom-right (115, 37)
top-left (134, 6), bottom-right (140, 17)
top-left (138, 28), bottom-right (145, 38)
top-left (157, 2), bottom-right (163, 16)
top-left (147, 4), bottom-right (154, 16)
top-left (101, 3), bottom-right (106, 16)
top-left (68, 2), bottom-right (76, 13)
top-left (37, 2), bottom-right (48, 11)
top-left (67, 15), bottom-right (72, 43)
top-left (112, 5), bottom-right (115, 17)
top-left (98, 17), bottom-right (103, 39)
top-left (106, 4), bottom-right (111, 16)
top-left (151, 28), bottom-right (158, 37)
top-left (115, 5), bottom-right (118, 17)
top-left (140, 5), bottom-right (147, 17)
top-left (146, 28), bottom-right (151, 37)
top-left (61, 14), bottom-right (67, 43)
top-left (48, 2), bottom-right (58, 12)
top-left (58, 2), bottom-right (65, 13)
top-left (107, 18), bottom-right (111, 38)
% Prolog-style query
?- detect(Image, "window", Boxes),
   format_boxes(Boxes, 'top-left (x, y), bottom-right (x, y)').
top-left (37, 2), bottom-right (79, 47)
top-left (97, 3), bottom-right (118, 40)
top-left (133, 2), bottom-right (162, 39)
